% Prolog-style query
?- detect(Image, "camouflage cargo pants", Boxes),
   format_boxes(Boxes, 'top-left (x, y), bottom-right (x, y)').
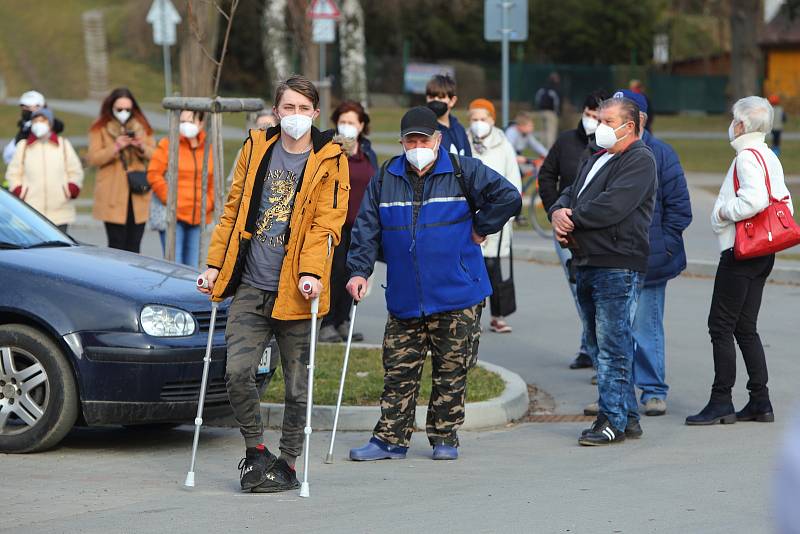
top-left (225, 283), bottom-right (311, 458)
top-left (373, 304), bottom-right (480, 448)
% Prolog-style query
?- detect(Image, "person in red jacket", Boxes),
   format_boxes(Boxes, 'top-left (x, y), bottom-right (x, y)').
top-left (147, 110), bottom-right (214, 267)
top-left (319, 100), bottom-right (379, 343)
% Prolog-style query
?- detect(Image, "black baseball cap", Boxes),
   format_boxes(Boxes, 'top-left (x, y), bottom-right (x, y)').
top-left (400, 106), bottom-right (438, 137)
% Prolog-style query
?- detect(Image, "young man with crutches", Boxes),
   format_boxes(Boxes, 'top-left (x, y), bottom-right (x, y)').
top-left (197, 75), bottom-right (349, 493)
top-left (346, 107), bottom-right (521, 461)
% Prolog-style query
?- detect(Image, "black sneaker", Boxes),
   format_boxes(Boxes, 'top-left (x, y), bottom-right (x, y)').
top-left (238, 445), bottom-right (277, 491)
top-left (582, 414), bottom-right (641, 439)
top-left (252, 458), bottom-right (300, 493)
top-left (579, 417), bottom-right (626, 446)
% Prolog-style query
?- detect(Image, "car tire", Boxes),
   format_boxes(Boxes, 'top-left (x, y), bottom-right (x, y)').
top-left (0, 325), bottom-right (79, 453)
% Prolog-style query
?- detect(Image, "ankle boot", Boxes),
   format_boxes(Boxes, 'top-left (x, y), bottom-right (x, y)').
top-left (736, 398), bottom-right (774, 423)
top-left (685, 401), bottom-right (736, 426)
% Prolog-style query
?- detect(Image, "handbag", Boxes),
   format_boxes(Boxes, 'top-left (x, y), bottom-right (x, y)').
top-left (485, 228), bottom-right (517, 317)
top-left (733, 148), bottom-right (800, 259)
top-left (120, 150), bottom-right (150, 194)
top-left (148, 194), bottom-right (168, 231)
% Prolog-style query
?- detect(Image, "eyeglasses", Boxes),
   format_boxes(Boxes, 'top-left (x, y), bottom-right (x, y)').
top-left (114, 107), bottom-right (132, 113)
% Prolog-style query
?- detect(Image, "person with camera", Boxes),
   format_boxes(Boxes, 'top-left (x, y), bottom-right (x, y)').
top-left (147, 110), bottom-right (214, 267)
top-left (88, 88), bottom-right (155, 253)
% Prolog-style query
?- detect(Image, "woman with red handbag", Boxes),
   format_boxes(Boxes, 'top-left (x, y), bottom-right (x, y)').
top-left (687, 96), bottom-right (796, 426)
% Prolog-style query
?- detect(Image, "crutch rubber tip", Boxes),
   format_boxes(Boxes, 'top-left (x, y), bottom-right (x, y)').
top-left (184, 472), bottom-right (195, 488)
top-left (299, 482), bottom-right (310, 498)
top-left (324, 453), bottom-right (334, 464)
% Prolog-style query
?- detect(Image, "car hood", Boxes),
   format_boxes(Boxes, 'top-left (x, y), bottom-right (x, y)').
top-left (1, 245), bottom-right (225, 335)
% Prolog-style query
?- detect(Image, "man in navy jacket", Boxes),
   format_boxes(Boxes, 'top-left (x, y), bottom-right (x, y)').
top-left (345, 107), bottom-right (520, 461)
top-left (616, 90), bottom-right (692, 417)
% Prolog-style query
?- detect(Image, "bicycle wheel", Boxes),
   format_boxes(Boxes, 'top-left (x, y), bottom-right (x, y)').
top-left (529, 190), bottom-right (553, 238)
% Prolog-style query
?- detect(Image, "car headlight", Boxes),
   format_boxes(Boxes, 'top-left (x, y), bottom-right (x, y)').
top-left (140, 305), bottom-right (196, 337)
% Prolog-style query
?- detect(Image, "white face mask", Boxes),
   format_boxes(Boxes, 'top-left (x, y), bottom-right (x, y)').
top-left (582, 116), bottom-right (599, 135)
top-left (337, 123), bottom-right (359, 139)
top-left (114, 110), bottom-right (131, 124)
top-left (728, 120), bottom-right (738, 142)
top-left (281, 114), bottom-right (314, 140)
top-left (594, 122), bottom-right (630, 149)
top-left (470, 120), bottom-right (492, 138)
top-left (31, 122), bottom-right (51, 139)
top-left (405, 146), bottom-right (437, 171)
top-left (179, 122), bottom-right (200, 139)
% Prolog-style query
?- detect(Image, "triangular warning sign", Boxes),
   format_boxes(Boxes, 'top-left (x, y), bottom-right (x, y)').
top-left (308, 0), bottom-right (340, 19)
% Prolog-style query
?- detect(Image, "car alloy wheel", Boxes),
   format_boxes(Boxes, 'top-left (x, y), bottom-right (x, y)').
top-left (0, 346), bottom-right (49, 435)
top-left (0, 325), bottom-right (78, 453)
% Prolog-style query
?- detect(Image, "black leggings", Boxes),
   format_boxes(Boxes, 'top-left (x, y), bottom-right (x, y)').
top-left (104, 195), bottom-right (145, 253)
top-left (708, 249), bottom-right (774, 403)
top-left (323, 224), bottom-right (353, 328)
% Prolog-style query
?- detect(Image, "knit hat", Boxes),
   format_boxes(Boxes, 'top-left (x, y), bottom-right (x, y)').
top-left (469, 98), bottom-right (496, 121)
top-left (20, 90), bottom-right (45, 108)
top-left (31, 107), bottom-right (54, 125)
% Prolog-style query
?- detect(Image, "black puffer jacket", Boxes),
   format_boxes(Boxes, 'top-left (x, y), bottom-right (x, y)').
top-left (538, 120), bottom-right (601, 212)
top-left (550, 140), bottom-right (657, 273)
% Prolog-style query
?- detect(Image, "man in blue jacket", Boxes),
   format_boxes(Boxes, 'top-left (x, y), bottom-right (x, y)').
top-left (616, 90), bottom-right (692, 417)
top-left (345, 106), bottom-right (521, 461)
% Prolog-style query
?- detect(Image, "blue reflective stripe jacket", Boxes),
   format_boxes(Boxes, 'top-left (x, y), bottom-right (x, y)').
top-left (347, 147), bottom-right (521, 319)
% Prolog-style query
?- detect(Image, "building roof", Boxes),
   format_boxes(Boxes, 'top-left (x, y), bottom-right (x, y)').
top-left (761, 3), bottom-right (800, 46)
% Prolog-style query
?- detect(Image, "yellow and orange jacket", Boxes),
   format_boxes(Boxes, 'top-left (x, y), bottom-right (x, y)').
top-left (147, 131), bottom-right (214, 225)
top-left (206, 126), bottom-right (350, 320)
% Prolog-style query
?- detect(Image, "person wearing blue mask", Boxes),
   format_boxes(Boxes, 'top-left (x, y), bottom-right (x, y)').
top-left (345, 106), bottom-right (520, 462)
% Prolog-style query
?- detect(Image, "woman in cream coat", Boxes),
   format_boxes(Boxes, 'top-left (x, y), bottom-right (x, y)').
top-left (5, 108), bottom-right (83, 232)
top-left (467, 99), bottom-right (522, 333)
top-left (686, 96), bottom-right (793, 426)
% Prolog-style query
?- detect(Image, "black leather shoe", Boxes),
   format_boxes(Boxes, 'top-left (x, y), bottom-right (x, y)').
top-left (625, 417), bottom-right (643, 439)
top-left (579, 417), bottom-right (625, 446)
top-left (569, 353), bottom-right (593, 369)
top-left (685, 401), bottom-right (736, 426)
top-left (736, 399), bottom-right (774, 423)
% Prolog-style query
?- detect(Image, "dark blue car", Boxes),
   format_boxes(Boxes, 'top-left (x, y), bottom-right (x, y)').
top-left (0, 189), bottom-right (275, 453)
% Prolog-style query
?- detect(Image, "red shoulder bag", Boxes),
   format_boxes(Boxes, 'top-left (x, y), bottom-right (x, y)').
top-left (733, 148), bottom-right (800, 259)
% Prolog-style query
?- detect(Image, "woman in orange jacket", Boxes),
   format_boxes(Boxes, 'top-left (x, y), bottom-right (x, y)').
top-left (147, 110), bottom-right (214, 267)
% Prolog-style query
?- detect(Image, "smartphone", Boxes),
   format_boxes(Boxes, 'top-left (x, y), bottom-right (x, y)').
top-left (125, 130), bottom-right (135, 138)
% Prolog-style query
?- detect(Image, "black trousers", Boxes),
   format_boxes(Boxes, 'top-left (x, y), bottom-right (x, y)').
top-left (708, 249), bottom-right (774, 403)
top-left (323, 223), bottom-right (353, 328)
top-left (104, 195), bottom-right (145, 253)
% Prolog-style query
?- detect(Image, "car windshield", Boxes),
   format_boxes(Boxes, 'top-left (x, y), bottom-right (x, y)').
top-left (0, 189), bottom-right (75, 248)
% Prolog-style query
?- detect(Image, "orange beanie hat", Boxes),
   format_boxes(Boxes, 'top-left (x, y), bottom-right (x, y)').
top-left (469, 98), bottom-right (496, 120)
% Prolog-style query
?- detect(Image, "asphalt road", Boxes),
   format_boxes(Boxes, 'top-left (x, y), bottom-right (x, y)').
top-left (2, 254), bottom-right (797, 533)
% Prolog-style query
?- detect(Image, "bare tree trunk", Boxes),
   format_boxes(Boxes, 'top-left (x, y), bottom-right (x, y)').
top-left (339, 0), bottom-right (368, 106)
top-left (262, 0), bottom-right (291, 87)
top-left (287, 0), bottom-right (315, 80)
top-left (729, 0), bottom-right (762, 102)
top-left (180, 0), bottom-right (220, 96)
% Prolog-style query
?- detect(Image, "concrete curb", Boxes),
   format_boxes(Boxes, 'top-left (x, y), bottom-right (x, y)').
top-left (513, 243), bottom-right (800, 285)
top-left (258, 359), bottom-right (529, 431)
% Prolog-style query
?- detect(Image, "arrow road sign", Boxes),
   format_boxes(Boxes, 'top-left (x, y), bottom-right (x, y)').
top-left (147, 0), bottom-right (182, 46)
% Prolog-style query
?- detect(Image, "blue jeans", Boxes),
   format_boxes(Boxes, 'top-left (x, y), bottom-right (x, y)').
top-left (576, 267), bottom-right (642, 431)
top-left (159, 221), bottom-right (201, 267)
top-left (631, 282), bottom-right (668, 402)
top-left (552, 235), bottom-right (589, 356)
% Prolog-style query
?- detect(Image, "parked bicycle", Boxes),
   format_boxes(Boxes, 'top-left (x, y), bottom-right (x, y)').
top-left (519, 157), bottom-right (552, 238)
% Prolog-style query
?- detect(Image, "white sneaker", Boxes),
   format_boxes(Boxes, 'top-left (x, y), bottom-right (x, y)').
top-left (644, 398), bottom-right (667, 416)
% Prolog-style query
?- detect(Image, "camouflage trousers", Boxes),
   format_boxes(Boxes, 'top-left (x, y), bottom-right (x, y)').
top-left (373, 305), bottom-right (480, 448)
top-left (225, 283), bottom-right (311, 458)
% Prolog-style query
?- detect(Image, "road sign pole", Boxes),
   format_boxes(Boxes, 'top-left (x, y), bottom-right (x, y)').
top-left (319, 42), bottom-right (327, 130)
top-left (501, 1), bottom-right (511, 128)
top-left (162, 43), bottom-right (172, 97)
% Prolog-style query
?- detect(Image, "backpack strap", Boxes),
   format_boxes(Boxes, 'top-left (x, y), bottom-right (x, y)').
top-left (448, 152), bottom-right (477, 214)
